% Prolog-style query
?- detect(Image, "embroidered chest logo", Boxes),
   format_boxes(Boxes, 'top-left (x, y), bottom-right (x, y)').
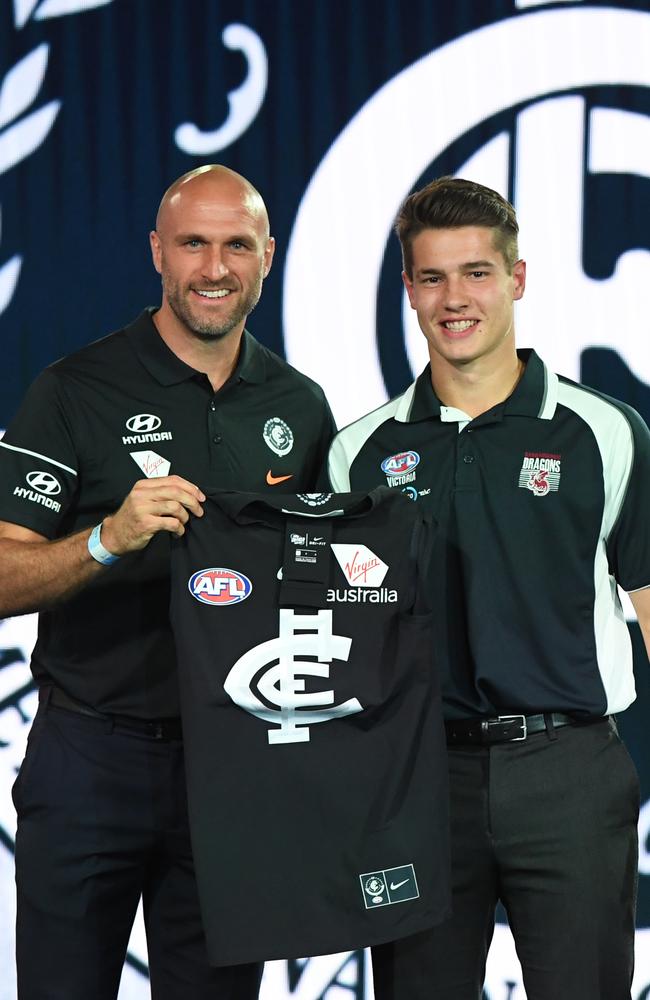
top-left (263, 417), bottom-right (294, 456)
top-left (224, 609), bottom-right (361, 744)
top-left (122, 413), bottom-right (173, 445)
top-left (380, 450), bottom-right (420, 488)
top-left (130, 451), bottom-right (170, 478)
top-left (518, 452), bottom-right (562, 496)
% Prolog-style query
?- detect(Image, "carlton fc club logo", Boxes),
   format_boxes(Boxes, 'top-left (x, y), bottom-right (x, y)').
top-left (263, 417), bottom-right (294, 457)
top-left (518, 451), bottom-right (562, 497)
top-left (224, 608), bottom-right (361, 744)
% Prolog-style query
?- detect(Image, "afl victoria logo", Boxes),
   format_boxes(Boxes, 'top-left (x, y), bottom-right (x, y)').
top-left (189, 568), bottom-right (252, 606)
top-left (25, 470), bottom-right (61, 495)
top-left (381, 451), bottom-right (420, 477)
top-left (126, 413), bottom-right (161, 433)
top-left (284, 7), bottom-right (650, 426)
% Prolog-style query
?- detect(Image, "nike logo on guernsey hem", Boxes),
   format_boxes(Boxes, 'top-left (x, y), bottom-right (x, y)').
top-left (390, 879), bottom-right (409, 891)
top-left (266, 471), bottom-right (293, 485)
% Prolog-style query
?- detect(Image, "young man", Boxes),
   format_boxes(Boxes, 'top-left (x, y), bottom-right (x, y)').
top-left (0, 165), bottom-right (335, 999)
top-left (328, 176), bottom-right (650, 999)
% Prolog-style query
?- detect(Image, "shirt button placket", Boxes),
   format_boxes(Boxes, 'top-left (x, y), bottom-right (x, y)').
top-left (209, 398), bottom-right (222, 445)
top-left (456, 433), bottom-right (478, 487)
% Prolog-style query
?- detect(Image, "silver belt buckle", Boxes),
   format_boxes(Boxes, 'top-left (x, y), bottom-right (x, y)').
top-left (496, 714), bottom-right (527, 741)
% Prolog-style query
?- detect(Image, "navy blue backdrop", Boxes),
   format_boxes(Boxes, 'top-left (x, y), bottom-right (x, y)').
top-left (0, 2), bottom-right (649, 998)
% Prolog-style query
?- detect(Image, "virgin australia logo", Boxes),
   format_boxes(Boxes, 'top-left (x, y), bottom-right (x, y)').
top-left (330, 543), bottom-right (388, 587)
top-left (223, 608), bottom-right (361, 745)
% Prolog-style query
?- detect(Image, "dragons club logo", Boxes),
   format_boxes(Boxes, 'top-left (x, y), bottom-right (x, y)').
top-left (518, 452), bottom-right (562, 496)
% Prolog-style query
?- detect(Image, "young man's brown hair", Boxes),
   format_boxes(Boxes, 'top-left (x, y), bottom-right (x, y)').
top-left (395, 176), bottom-right (519, 277)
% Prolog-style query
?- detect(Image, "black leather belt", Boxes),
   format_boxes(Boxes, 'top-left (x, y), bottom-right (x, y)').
top-left (445, 712), bottom-right (607, 746)
top-left (42, 686), bottom-right (183, 741)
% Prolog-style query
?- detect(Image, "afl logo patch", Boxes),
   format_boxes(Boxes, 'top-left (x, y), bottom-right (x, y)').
top-left (381, 451), bottom-right (420, 477)
top-left (189, 568), bottom-right (252, 606)
top-left (263, 417), bottom-right (294, 457)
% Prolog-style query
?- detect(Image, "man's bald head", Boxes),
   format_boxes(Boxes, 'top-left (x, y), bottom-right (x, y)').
top-left (155, 165), bottom-right (270, 241)
top-left (149, 164), bottom-right (275, 344)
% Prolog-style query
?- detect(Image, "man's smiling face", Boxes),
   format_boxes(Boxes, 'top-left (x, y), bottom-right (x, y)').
top-left (402, 225), bottom-right (526, 370)
top-left (150, 171), bottom-right (274, 342)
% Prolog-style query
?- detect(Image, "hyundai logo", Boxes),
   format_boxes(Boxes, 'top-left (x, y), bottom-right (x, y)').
top-left (126, 413), bottom-right (162, 433)
top-left (26, 471), bottom-right (62, 495)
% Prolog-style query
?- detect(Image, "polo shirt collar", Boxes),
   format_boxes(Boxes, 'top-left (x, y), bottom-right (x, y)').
top-left (212, 487), bottom-right (389, 523)
top-left (398, 348), bottom-right (558, 424)
top-left (503, 349), bottom-right (558, 420)
top-left (126, 308), bottom-right (267, 386)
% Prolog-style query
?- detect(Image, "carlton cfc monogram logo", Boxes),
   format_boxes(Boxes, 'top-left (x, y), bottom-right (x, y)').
top-left (224, 608), bottom-right (362, 744)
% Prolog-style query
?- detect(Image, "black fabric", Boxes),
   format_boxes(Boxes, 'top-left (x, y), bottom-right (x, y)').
top-left (43, 685), bottom-right (183, 740)
top-left (12, 701), bottom-right (263, 1000)
top-left (0, 309), bottom-right (335, 717)
top-left (329, 350), bottom-right (650, 719)
top-left (371, 720), bottom-right (639, 1000)
top-left (169, 488), bottom-right (450, 965)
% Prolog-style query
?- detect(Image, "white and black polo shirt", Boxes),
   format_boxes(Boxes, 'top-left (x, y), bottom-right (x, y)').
top-left (169, 488), bottom-right (450, 965)
top-left (0, 309), bottom-right (335, 717)
top-left (328, 349), bottom-right (650, 720)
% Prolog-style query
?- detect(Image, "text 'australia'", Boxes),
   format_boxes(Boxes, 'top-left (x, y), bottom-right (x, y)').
top-left (327, 588), bottom-right (397, 603)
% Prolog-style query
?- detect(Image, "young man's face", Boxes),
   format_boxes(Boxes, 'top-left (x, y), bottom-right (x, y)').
top-left (402, 226), bottom-right (526, 370)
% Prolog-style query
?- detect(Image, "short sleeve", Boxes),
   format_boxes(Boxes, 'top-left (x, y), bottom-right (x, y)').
top-left (606, 404), bottom-right (650, 592)
top-left (0, 369), bottom-right (80, 538)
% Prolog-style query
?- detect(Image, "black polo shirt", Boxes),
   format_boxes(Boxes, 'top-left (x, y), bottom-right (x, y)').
top-left (0, 309), bottom-right (335, 717)
top-left (328, 349), bottom-right (650, 720)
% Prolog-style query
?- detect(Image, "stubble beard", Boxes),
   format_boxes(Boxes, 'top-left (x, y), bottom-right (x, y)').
top-left (165, 273), bottom-right (263, 341)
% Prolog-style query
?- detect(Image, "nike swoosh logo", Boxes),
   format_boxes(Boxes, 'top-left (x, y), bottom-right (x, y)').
top-left (266, 471), bottom-right (293, 486)
top-left (390, 879), bottom-right (409, 891)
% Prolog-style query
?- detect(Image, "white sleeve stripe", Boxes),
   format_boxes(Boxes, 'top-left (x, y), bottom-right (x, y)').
top-left (556, 382), bottom-right (633, 535)
top-left (538, 366), bottom-right (558, 419)
top-left (0, 440), bottom-right (78, 476)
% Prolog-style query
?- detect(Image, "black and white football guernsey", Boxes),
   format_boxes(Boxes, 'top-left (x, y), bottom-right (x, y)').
top-left (170, 487), bottom-right (450, 965)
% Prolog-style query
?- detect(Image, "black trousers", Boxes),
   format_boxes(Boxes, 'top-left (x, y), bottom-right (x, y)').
top-left (372, 718), bottom-right (639, 1000)
top-left (12, 700), bottom-right (263, 1000)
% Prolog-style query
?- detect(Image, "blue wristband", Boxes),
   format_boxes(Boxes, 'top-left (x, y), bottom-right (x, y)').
top-left (87, 522), bottom-right (120, 566)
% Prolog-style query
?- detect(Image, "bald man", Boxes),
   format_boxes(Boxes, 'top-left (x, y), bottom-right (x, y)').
top-left (0, 166), bottom-right (335, 1000)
